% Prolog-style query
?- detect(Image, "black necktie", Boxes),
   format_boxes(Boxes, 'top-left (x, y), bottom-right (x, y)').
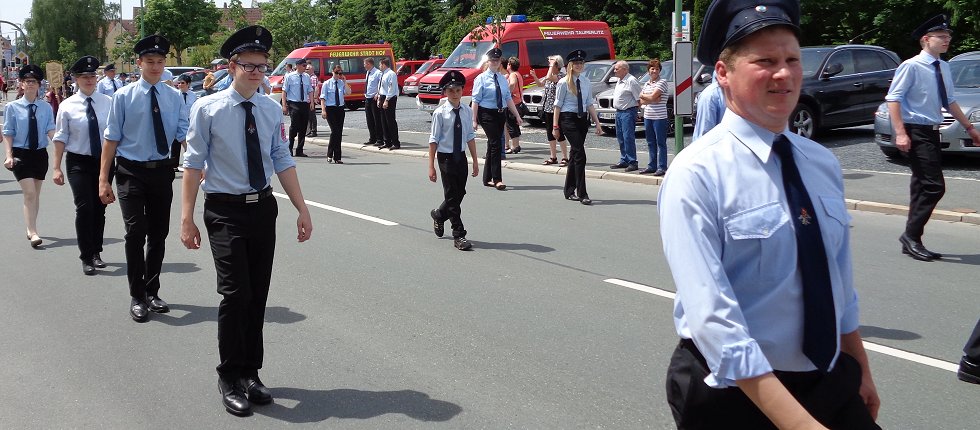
top-left (299, 74), bottom-right (305, 102)
top-left (334, 80), bottom-right (341, 106)
top-left (241, 101), bottom-right (266, 191)
top-left (493, 73), bottom-right (502, 110)
top-left (452, 107), bottom-right (463, 161)
top-left (111, 79), bottom-right (117, 92)
top-left (576, 78), bottom-right (584, 118)
top-left (932, 60), bottom-right (950, 110)
top-left (771, 135), bottom-right (836, 372)
top-left (86, 97), bottom-right (101, 156)
top-left (150, 86), bottom-right (168, 155)
top-left (28, 104), bottom-right (39, 150)
top-left (183, 92), bottom-right (187, 104)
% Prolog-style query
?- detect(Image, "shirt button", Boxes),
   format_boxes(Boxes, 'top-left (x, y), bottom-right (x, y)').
top-left (762, 228), bottom-right (769, 234)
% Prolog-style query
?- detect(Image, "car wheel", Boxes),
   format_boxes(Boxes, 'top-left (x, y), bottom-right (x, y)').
top-left (790, 104), bottom-right (818, 139)
top-left (879, 146), bottom-right (903, 159)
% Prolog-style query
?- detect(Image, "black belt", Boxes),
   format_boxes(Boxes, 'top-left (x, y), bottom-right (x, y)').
top-left (287, 100), bottom-right (309, 104)
top-left (116, 156), bottom-right (178, 169)
top-left (205, 187), bottom-right (274, 204)
top-left (905, 123), bottom-right (941, 130)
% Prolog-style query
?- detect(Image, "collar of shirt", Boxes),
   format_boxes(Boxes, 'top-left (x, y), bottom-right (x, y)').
top-left (137, 78), bottom-right (166, 95)
top-left (914, 50), bottom-right (942, 65)
top-left (720, 109), bottom-right (809, 164)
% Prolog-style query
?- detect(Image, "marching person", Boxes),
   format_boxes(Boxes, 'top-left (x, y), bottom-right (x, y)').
top-left (174, 74), bottom-right (198, 171)
top-left (3, 64), bottom-right (55, 248)
top-left (471, 47), bottom-right (522, 190)
top-left (51, 56), bottom-right (113, 275)
top-left (180, 25), bottom-right (312, 416)
top-left (885, 14), bottom-right (980, 261)
top-left (610, 60), bottom-right (642, 172)
top-left (319, 65), bottom-right (351, 164)
top-left (97, 63), bottom-right (122, 97)
top-left (378, 58), bottom-right (401, 150)
top-left (553, 50), bottom-right (601, 205)
top-left (428, 71), bottom-right (479, 251)
top-left (364, 58), bottom-right (384, 147)
top-left (281, 59), bottom-right (313, 156)
top-left (529, 55), bottom-right (568, 167)
top-left (693, 79), bottom-right (726, 140)
top-left (100, 34), bottom-right (189, 323)
top-left (659, 1), bottom-right (881, 429)
top-left (306, 66), bottom-right (319, 137)
top-left (959, 319), bottom-right (980, 384)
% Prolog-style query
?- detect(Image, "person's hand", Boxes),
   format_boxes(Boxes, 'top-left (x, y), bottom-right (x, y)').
top-left (859, 374), bottom-right (881, 421)
top-left (428, 165), bottom-right (437, 182)
top-left (99, 181), bottom-right (115, 205)
top-left (321, 110), bottom-right (327, 119)
top-left (296, 209), bottom-right (313, 242)
top-left (52, 168), bottom-right (64, 186)
top-left (895, 132), bottom-right (911, 152)
top-left (180, 220), bottom-right (201, 249)
top-left (595, 126), bottom-right (603, 136)
top-left (529, 69), bottom-right (538, 81)
top-left (968, 127), bottom-right (980, 146)
top-left (471, 162), bottom-right (479, 177)
top-left (473, 120), bottom-right (479, 130)
top-left (282, 105), bottom-right (288, 115)
top-left (3, 157), bottom-right (13, 170)
top-left (383, 100), bottom-right (389, 110)
top-left (515, 116), bottom-right (523, 126)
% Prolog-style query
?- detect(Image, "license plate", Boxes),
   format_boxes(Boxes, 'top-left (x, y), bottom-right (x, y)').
top-left (599, 112), bottom-right (615, 119)
top-left (527, 106), bottom-right (538, 112)
top-left (421, 103), bottom-right (437, 111)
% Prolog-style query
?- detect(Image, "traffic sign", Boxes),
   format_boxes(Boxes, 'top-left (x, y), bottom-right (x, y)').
top-left (673, 41), bottom-right (693, 116)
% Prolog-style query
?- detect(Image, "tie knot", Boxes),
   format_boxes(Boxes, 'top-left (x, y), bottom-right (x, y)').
top-left (86, 97), bottom-right (93, 104)
top-left (932, 60), bottom-right (941, 68)
top-left (771, 134), bottom-right (793, 159)
top-left (241, 100), bottom-right (254, 111)
top-left (151, 85), bottom-right (158, 94)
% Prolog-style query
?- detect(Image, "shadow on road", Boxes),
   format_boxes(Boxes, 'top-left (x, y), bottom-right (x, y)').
top-left (936, 253), bottom-right (980, 266)
top-left (471, 240), bottom-right (555, 253)
top-left (858, 325), bottom-right (922, 341)
top-left (36, 236), bottom-right (124, 250)
top-left (0, 189), bottom-right (23, 196)
top-left (153, 304), bottom-right (306, 326)
top-left (503, 184), bottom-right (563, 191)
top-left (591, 199), bottom-right (657, 206)
top-left (255, 388), bottom-right (462, 424)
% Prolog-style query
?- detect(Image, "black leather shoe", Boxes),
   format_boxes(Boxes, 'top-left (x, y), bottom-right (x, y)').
top-left (130, 299), bottom-right (149, 322)
top-left (454, 237), bottom-right (472, 251)
top-left (430, 210), bottom-right (444, 238)
top-left (92, 253), bottom-right (106, 268)
top-left (565, 194), bottom-right (580, 201)
top-left (147, 296), bottom-right (170, 313)
top-left (580, 198), bottom-right (593, 206)
top-left (958, 357), bottom-right (980, 384)
top-left (82, 260), bottom-right (96, 276)
top-left (899, 234), bottom-right (934, 261)
top-left (241, 375), bottom-right (273, 404)
top-left (294, 152), bottom-right (308, 157)
top-left (624, 164), bottom-right (639, 172)
top-left (391, 144), bottom-right (400, 150)
top-left (609, 162), bottom-right (628, 169)
top-left (333, 160), bottom-right (344, 164)
top-left (374, 142), bottom-right (386, 148)
top-left (218, 377), bottom-right (252, 416)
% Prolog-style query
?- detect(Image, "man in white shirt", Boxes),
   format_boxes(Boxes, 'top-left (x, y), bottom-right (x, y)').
top-left (610, 61), bottom-right (641, 171)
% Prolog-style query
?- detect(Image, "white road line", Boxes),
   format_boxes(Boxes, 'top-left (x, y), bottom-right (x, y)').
top-left (603, 278), bottom-right (959, 373)
top-left (272, 192), bottom-right (399, 226)
top-left (844, 168), bottom-right (980, 182)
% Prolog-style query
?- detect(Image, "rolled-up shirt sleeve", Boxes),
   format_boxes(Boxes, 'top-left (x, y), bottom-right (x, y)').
top-left (884, 62), bottom-right (912, 103)
top-left (53, 107), bottom-right (69, 143)
top-left (103, 92), bottom-right (125, 141)
top-left (429, 109), bottom-right (444, 145)
top-left (270, 115), bottom-right (295, 173)
top-left (659, 162), bottom-right (773, 388)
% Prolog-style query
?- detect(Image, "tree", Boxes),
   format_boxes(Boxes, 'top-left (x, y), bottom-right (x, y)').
top-left (25, 0), bottom-right (111, 65)
top-left (380, 0), bottom-right (443, 59)
top-left (57, 38), bottom-right (79, 67)
top-left (109, 32), bottom-right (138, 69)
top-left (259, 0), bottom-right (333, 60)
top-left (140, 0), bottom-right (222, 65)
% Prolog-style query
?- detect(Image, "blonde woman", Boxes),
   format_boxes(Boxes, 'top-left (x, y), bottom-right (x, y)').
top-left (552, 50), bottom-right (602, 205)
top-left (530, 55), bottom-right (568, 166)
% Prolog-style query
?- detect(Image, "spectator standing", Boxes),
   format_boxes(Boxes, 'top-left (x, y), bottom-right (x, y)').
top-left (364, 58), bottom-right (384, 147)
top-left (280, 59), bottom-right (313, 156)
top-left (306, 67), bottom-right (319, 137)
top-left (610, 60), bottom-right (642, 172)
top-left (378, 58), bottom-right (401, 150)
top-left (638, 59), bottom-right (669, 176)
top-left (504, 57), bottom-right (523, 154)
top-left (529, 55), bottom-right (568, 166)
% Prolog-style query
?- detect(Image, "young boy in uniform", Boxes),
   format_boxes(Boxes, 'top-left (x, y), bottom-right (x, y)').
top-left (428, 70), bottom-right (479, 251)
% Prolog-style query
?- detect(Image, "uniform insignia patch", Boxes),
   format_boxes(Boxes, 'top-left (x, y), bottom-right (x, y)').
top-left (799, 208), bottom-right (812, 226)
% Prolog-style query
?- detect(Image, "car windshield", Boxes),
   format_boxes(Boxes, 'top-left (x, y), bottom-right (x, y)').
top-left (951, 59), bottom-right (980, 88)
top-left (444, 41), bottom-right (494, 69)
top-left (416, 61), bottom-right (436, 75)
top-left (271, 58), bottom-right (301, 76)
top-left (801, 48), bottom-right (832, 76)
top-left (580, 63), bottom-right (611, 83)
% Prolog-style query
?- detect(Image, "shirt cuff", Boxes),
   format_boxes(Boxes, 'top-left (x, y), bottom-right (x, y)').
top-left (705, 338), bottom-right (773, 388)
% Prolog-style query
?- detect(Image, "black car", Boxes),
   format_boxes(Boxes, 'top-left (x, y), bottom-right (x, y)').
top-left (791, 45), bottom-right (901, 138)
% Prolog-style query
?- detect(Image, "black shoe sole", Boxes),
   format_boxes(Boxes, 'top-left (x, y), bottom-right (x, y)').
top-left (900, 244), bottom-right (933, 261)
top-left (131, 313), bottom-right (148, 323)
top-left (149, 306), bottom-right (170, 314)
top-left (958, 370), bottom-right (980, 384)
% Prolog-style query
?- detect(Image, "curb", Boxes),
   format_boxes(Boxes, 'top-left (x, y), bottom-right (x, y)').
top-left (334, 140), bottom-right (979, 226)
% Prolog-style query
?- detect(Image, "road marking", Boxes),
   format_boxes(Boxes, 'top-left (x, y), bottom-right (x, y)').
top-left (272, 192), bottom-right (399, 226)
top-left (603, 278), bottom-right (959, 373)
top-left (845, 168), bottom-right (980, 182)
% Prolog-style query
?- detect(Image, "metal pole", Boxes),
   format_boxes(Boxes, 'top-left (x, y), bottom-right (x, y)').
top-left (674, 0), bottom-right (684, 153)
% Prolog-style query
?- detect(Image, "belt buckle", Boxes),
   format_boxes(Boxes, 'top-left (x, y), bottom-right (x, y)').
top-left (245, 193), bottom-right (259, 203)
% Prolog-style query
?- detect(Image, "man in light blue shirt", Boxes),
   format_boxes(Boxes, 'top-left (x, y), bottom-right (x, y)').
top-left (364, 58), bottom-right (384, 146)
top-left (885, 14), bottom-right (980, 262)
top-left (280, 59), bottom-right (313, 156)
top-left (180, 25), bottom-right (312, 417)
top-left (97, 63), bottom-right (123, 96)
top-left (377, 57), bottom-right (400, 149)
top-left (99, 34), bottom-right (189, 324)
top-left (659, 1), bottom-right (880, 429)
top-left (692, 80), bottom-right (725, 141)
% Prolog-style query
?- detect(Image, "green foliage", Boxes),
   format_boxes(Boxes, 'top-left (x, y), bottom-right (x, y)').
top-left (25, 0), bottom-right (111, 65)
top-left (259, 0), bottom-right (333, 60)
top-left (109, 32), bottom-right (138, 68)
top-left (57, 38), bottom-right (78, 67)
top-left (140, 0), bottom-right (222, 65)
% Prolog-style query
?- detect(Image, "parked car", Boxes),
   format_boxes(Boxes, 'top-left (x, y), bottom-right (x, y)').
top-left (402, 58), bottom-right (445, 96)
top-left (788, 44), bottom-right (900, 138)
top-left (874, 50), bottom-right (980, 158)
top-left (395, 60), bottom-right (429, 93)
top-left (521, 59), bottom-right (648, 125)
top-left (595, 58), bottom-right (710, 134)
top-left (187, 69), bottom-right (228, 98)
top-left (165, 66), bottom-right (203, 80)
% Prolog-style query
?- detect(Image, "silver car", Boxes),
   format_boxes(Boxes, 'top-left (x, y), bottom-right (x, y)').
top-left (874, 51), bottom-right (980, 158)
top-left (595, 59), bottom-right (709, 134)
top-left (521, 60), bottom-right (648, 125)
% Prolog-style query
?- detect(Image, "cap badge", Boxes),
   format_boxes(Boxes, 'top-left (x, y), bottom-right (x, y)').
top-left (799, 208), bottom-right (812, 226)
top-left (255, 40), bottom-right (260, 43)
top-left (756, 5), bottom-right (768, 12)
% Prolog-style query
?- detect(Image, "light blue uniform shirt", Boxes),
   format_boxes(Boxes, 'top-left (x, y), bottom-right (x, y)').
top-left (693, 80), bottom-right (726, 141)
top-left (553, 76), bottom-right (595, 113)
top-left (471, 69), bottom-right (511, 110)
top-left (658, 111), bottom-right (859, 388)
top-left (53, 91), bottom-right (111, 155)
top-left (3, 97), bottom-right (56, 149)
top-left (379, 68), bottom-right (398, 98)
top-left (885, 51), bottom-right (955, 126)
top-left (429, 102), bottom-right (476, 153)
top-left (97, 76), bottom-right (123, 96)
top-left (364, 68), bottom-right (382, 99)
top-left (319, 77), bottom-right (351, 107)
top-left (184, 88), bottom-right (296, 194)
top-left (179, 90), bottom-right (198, 125)
top-left (104, 79), bottom-right (189, 161)
top-left (214, 74), bottom-right (233, 91)
top-left (282, 71), bottom-right (312, 103)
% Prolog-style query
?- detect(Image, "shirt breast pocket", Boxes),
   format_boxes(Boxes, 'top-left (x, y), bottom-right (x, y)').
top-left (818, 195), bottom-right (850, 252)
top-left (724, 202), bottom-right (791, 285)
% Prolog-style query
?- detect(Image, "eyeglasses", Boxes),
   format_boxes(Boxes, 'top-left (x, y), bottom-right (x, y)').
top-left (928, 35), bottom-right (953, 41)
top-left (21, 79), bottom-right (38, 85)
top-left (235, 62), bottom-right (271, 73)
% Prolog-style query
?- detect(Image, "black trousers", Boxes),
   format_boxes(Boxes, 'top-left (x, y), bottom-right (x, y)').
top-left (965, 319), bottom-right (980, 361)
top-left (434, 152), bottom-right (468, 239)
top-left (365, 98), bottom-right (383, 145)
top-left (325, 105), bottom-right (345, 161)
top-left (479, 107), bottom-right (505, 184)
top-left (308, 103), bottom-right (318, 134)
top-left (115, 159), bottom-right (175, 300)
top-left (904, 124), bottom-right (945, 240)
top-left (287, 101), bottom-right (310, 153)
top-left (560, 113), bottom-right (590, 199)
top-left (380, 95), bottom-right (400, 147)
top-left (66, 152), bottom-right (111, 261)
top-left (666, 339), bottom-right (880, 430)
top-left (204, 195), bottom-right (277, 380)
top-left (505, 109), bottom-right (522, 139)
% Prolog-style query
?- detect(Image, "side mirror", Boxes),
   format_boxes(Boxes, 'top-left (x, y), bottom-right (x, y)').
top-left (822, 63), bottom-right (844, 79)
top-left (696, 73), bottom-right (712, 85)
top-left (608, 76), bottom-right (620, 84)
